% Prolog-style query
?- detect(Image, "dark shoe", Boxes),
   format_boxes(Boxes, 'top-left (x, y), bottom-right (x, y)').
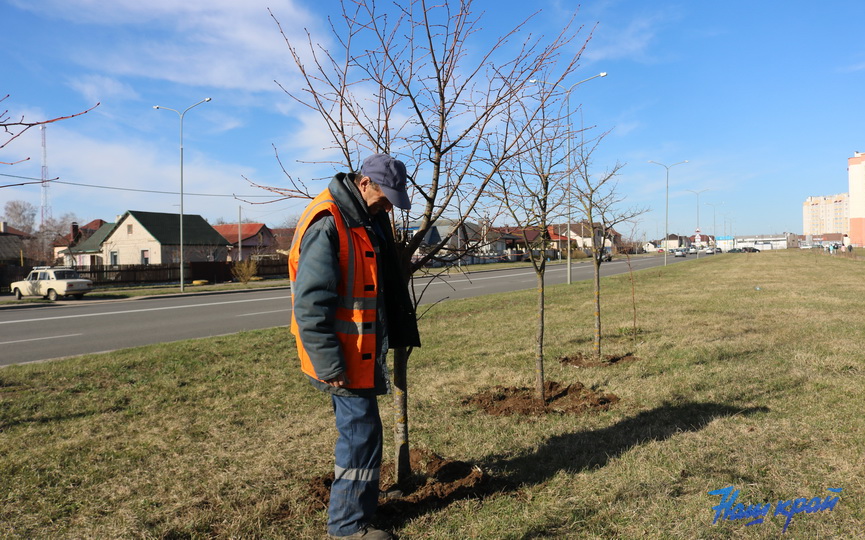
top-left (329, 524), bottom-right (393, 539)
top-left (381, 487), bottom-right (404, 499)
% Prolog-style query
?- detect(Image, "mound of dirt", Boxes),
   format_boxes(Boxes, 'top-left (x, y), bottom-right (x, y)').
top-left (461, 380), bottom-right (619, 416)
top-left (304, 448), bottom-right (496, 527)
top-left (558, 352), bottom-right (641, 368)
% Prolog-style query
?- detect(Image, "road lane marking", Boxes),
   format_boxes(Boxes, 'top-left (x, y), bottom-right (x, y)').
top-left (0, 296), bottom-right (291, 326)
top-left (416, 269), bottom-right (539, 285)
top-left (0, 333), bottom-right (83, 345)
top-left (236, 309), bottom-right (292, 317)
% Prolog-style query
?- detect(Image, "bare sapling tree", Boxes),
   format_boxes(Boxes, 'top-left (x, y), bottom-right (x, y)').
top-left (621, 224), bottom-right (643, 346)
top-left (489, 91), bottom-right (571, 403)
top-left (572, 129), bottom-right (646, 361)
top-left (1, 94), bottom-right (99, 178)
top-left (269, 0), bottom-right (587, 483)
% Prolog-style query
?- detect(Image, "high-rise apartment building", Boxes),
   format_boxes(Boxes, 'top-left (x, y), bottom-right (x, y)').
top-left (849, 152), bottom-right (865, 246)
top-left (802, 194), bottom-right (849, 236)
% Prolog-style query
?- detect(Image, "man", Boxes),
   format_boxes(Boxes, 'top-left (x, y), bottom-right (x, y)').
top-left (289, 154), bottom-right (421, 539)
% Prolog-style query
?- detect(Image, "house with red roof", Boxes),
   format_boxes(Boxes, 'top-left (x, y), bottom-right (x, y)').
top-left (212, 223), bottom-right (277, 261)
top-left (51, 219), bottom-right (108, 261)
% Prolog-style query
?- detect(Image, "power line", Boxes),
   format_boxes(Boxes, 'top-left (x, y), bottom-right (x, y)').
top-left (0, 172), bottom-right (48, 181)
top-left (53, 180), bottom-right (277, 198)
top-left (0, 174), bottom-right (279, 198)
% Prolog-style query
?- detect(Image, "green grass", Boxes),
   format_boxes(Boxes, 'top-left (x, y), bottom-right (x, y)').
top-left (1, 250), bottom-right (863, 538)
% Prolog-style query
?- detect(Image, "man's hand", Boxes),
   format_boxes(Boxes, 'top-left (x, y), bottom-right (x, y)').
top-left (323, 373), bottom-right (349, 388)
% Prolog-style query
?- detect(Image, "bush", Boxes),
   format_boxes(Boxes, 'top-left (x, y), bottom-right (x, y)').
top-left (230, 259), bottom-right (258, 284)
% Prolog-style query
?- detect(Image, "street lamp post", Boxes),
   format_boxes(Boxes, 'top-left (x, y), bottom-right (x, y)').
top-left (685, 188), bottom-right (709, 256)
top-left (648, 160), bottom-right (688, 266)
top-left (153, 97), bottom-right (212, 292)
top-left (530, 72), bottom-right (607, 283)
top-left (706, 202), bottom-right (723, 249)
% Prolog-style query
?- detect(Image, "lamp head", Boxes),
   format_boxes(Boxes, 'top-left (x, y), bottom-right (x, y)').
top-left (599, 72), bottom-right (608, 77)
top-left (204, 97), bottom-right (212, 102)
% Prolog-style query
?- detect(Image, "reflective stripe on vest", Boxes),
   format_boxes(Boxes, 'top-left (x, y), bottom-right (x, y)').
top-left (289, 189), bottom-right (379, 389)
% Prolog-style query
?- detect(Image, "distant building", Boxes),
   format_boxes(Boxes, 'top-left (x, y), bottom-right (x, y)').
top-left (101, 210), bottom-right (229, 265)
top-left (60, 222), bottom-right (115, 267)
top-left (804, 152), bottom-right (865, 247)
top-left (736, 233), bottom-right (798, 251)
top-left (211, 223), bottom-right (277, 261)
top-left (850, 152), bottom-right (865, 246)
top-left (270, 227), bottom-right (296, 255)
top-left (51, 219), bottom-right (108, 261)
top-left (802, 194), bottom-right (848, 236)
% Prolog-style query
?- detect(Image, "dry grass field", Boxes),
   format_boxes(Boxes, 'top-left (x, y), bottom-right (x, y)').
top-left (1, 249), bottom-right (863, 538)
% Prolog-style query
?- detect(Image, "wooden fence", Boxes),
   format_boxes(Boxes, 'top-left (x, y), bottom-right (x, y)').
top-left (74, 257), bottom-right (289, 286)
top-left (0, 257), bottom-right (290, 291)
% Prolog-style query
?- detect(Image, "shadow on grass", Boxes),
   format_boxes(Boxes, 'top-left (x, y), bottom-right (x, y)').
top-left (0, 410), bottom-right (106, 431)
top-left (376, 402), bottom-right (769, 531)
top-left (485, 402), bottom-right (769, 483)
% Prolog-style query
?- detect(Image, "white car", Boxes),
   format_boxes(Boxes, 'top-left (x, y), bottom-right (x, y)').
top-left (674, 249), bottom-right (687, 257)
top-left (703, 247), bottom-right (714, 255)
top-left (11, 267), bottom-right (93, 301)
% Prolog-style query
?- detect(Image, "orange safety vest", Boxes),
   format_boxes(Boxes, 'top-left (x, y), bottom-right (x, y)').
top-left (289, 188), bottom-right (379, 389)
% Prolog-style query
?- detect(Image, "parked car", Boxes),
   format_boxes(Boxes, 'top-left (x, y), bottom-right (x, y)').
top-left (728, 248), bottom-right (743, 253)
top-left (714, 247), bottom-right (722, 253)
top-left (687, 247), bottom-right (698, 254)
top-left (703, 247), bottom-right (714, 255)
top-left (11, 267), bottom-right (93, 301)
top-left (742, 247), bottom-right (761, 253)
top-left (674, 249), bottom-right (686, 257)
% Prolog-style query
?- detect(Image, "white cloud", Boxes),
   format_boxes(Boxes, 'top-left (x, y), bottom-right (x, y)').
top-left (9, 0), bottom-right (325, 94)
top-left (583, 15), bottom-right (662, 64)
top-left (67, 75), bottom-right (140, 104)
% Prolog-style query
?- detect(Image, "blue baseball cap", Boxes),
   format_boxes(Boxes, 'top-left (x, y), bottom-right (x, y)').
top-left (361, 153), bottom-right (411, 210)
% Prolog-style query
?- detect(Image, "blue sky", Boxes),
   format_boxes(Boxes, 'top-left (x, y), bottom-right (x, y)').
top-left (2, 0), bottom-right (864, 240)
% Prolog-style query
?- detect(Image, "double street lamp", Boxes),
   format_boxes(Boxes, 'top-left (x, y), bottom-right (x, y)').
top-left (648, 160), bottom-right (688, 266)
top-left (531, 72), bottom-right (607, 284)
top-left (705, 201), bottom-right (723, 249)
top-left (685, 188), bottom-right (709, 256)
top-left (153, 97), bottom-right (212, 292)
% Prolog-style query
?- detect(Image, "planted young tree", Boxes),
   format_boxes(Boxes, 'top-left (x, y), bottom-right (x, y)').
top-left (269, 0), bottom-right (587, 482)
top-left (489, 93), bottom-right (571, 403)
top-left (621, 224), bottom-right (643, 346)
top-left (571, 129), bottom-right (647, 360)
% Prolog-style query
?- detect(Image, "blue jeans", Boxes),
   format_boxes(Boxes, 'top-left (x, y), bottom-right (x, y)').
top-left (328, 394), bottom-right (383, 537)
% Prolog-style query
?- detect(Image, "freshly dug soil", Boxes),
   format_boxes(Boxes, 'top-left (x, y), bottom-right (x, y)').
top-left (302, 382), bottom-right (619, 528)
top-left (558, 352), bottom-right (641, 368)
top-left (304, 448), bottom-right (495, 528)
top-left (461, 380), bottom-right (619, 416)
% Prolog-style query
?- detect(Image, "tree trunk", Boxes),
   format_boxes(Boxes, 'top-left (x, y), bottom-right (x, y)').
top-left (593, 258), bottom-right (602, 360)
top-left (535, 269), bottom-right (546, 403)
top-left (392, 346), bottom-right (411, 484)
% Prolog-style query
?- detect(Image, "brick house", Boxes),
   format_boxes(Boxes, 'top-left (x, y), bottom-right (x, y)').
top-left (100, 210), bottom-right (230, 265)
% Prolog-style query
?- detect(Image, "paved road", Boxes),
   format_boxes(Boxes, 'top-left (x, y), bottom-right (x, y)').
top-left (0, 255), bottom-right (690, 366)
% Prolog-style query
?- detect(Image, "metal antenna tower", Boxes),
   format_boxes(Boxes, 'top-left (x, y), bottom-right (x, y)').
top-left (40, 125), bottom-right (52, 229)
